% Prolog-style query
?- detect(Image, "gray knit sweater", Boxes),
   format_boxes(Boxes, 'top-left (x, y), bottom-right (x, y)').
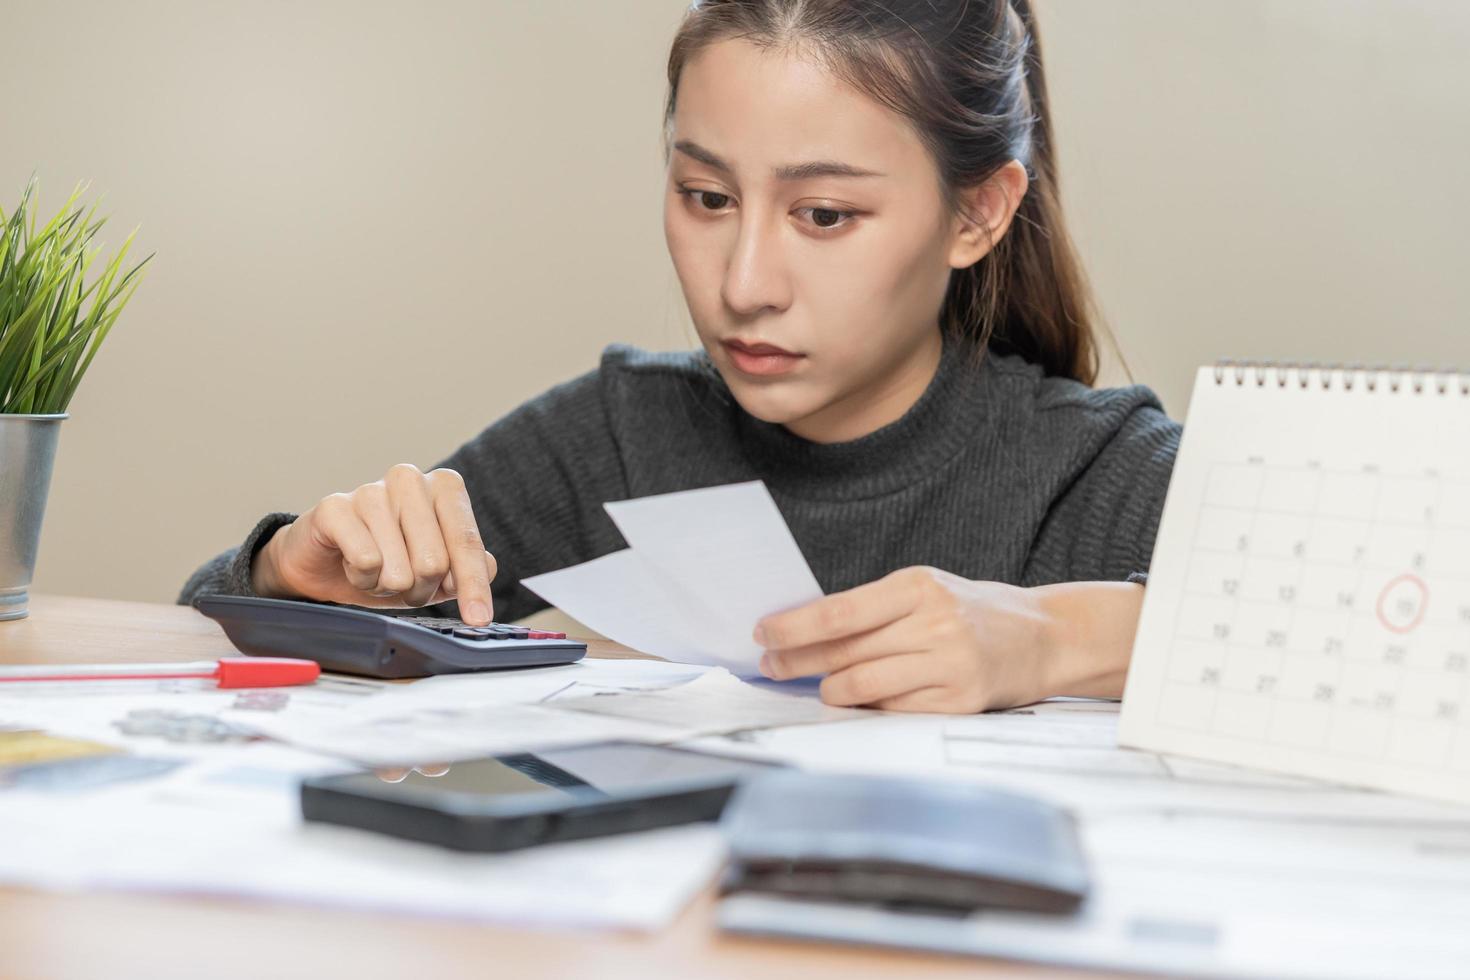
top-left (178, 333), bottom-right (1180, 621)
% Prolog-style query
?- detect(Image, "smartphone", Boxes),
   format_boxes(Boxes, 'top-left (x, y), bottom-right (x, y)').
top-left (300, 741), bottom-right (782, 852)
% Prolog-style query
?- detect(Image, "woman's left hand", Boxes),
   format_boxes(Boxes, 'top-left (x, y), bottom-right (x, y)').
top-left (754, 567), bottom-right (1140, 713)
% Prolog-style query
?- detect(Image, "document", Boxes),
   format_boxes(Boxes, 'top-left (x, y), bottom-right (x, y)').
top-left (0, 676), bottom-right (388, 763)
top-left (350, 657), bottom-right (714, 715)
top-left (552, 670), bottom-right (868, 732)
top-left (221, 667), bottom-right (861, 767)
top-left (227, 699), bottom-right (697, 767)
top-left (694, 700), bottom-right (1470, 978)
top-left (522, 481), bottom-right (824, 674)
top-left (0, 662), bottom-right (737, 931)
top-left (0, 743), bottom-right (726, 932)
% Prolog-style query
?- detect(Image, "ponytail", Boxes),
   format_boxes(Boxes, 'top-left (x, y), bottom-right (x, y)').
top-left (944, 0), bottom-right (1100, 382)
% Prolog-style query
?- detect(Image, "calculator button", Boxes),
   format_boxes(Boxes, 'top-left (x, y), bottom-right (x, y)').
top-left (452, 628), bottom-right (493, 641)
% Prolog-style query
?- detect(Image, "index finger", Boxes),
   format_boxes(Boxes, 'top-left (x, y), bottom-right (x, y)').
top-left (429, 469), bottom-right (496, 625)
top-left (755, 569), bottom-right (927, 651)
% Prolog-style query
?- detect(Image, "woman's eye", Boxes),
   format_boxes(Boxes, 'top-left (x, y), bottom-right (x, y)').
top-left (684, 189), bottom-right (732, 211)
top-left (796, 206), bottom-right (856, 232)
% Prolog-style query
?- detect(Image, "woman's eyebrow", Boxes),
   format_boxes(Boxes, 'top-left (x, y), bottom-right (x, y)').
top-left (673, 140), bottom-right (885, 180)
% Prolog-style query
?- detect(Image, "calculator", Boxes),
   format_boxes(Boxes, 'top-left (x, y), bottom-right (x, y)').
top-left (193, 594), bottom-right (586, 679)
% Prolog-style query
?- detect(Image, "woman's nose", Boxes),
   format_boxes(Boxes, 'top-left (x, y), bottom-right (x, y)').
top-left (721, 211), bottom-right (793, 317)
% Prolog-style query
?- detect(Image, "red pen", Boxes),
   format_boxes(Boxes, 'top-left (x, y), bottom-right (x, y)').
top-left (0, 658), bottom-right (320, 689)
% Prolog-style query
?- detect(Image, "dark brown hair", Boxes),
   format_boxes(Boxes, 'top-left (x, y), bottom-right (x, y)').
top-left (663, 0), bottom-right (1101, 384)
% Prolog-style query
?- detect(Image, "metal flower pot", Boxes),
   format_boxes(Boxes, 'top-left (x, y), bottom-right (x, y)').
top-left (0, 413), bottom-right (66, 621)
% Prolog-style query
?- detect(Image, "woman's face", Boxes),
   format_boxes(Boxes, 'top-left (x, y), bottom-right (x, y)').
top-left (663, 39), bottom-right (1003, 444)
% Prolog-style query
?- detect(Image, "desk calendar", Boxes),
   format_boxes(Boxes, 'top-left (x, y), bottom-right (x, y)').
top-left (1120, 361), bottom-right (1470, 805)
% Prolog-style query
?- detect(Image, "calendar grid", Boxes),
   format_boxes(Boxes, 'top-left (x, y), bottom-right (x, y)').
top-left (1154, 459), bottom-right (1470, 776)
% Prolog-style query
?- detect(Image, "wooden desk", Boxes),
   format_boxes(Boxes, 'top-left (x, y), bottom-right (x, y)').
top-left (0, 595), bottom-right (1109, 980)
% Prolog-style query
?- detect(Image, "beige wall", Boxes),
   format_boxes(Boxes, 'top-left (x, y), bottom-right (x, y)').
top-left (4, 1), bottom-right (1467, 606)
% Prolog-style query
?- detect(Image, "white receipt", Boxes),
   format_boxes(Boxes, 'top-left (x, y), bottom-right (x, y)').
top-left (552, 670), bottom-right (868, 732)
top-left (694, 702), bottom-right (1470, 979)
top-left (0, 772), bottom-right (725, 932)
top-left (220, 666), bottom-right (858, 768)
top-left (522, 481), bottom-right (824, 674)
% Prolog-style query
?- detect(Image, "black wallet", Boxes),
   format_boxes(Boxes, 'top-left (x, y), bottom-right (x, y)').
top-left (719, 770), bottom-right (1090, 915)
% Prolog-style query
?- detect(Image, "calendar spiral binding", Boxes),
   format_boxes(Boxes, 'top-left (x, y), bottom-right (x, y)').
top-left (1211, 359), bottom-right (1470, 396)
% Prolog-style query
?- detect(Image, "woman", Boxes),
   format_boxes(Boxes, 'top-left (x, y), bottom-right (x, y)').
top-left (180, 0), bottom-right (1179, 714)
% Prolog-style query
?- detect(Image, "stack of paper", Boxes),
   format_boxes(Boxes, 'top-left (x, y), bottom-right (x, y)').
top-left (0, 746), bottom-right (726, 931)
top-left (522, 481), bottom-right (824, 674)
top-left (220, 666), bottom-right (866, 767)
top-left (0, 667), bottom-right (735, 932)
top-left (695, 701), bottom-right (1470, 978)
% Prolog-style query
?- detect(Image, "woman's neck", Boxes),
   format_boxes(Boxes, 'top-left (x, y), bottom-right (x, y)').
top-left (781, 330), bottom-right (945, 444)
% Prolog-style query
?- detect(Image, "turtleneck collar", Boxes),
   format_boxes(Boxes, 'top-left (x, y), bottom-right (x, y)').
top-left (714, 329), bottom-right (996, 502)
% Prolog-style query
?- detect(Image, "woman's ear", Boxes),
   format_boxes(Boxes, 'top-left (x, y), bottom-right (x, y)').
top-left (947, 159), bottom-right (1030, 269)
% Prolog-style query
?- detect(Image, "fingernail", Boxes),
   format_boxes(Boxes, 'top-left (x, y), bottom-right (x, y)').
top-left (759, 652), bottom-right (775, 678)
top-left (465, 600), bottom-right (491, 625)
top-left (753, 623), bottom-right (767, 645)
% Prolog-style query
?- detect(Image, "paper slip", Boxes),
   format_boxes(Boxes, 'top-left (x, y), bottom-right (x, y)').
top-left (227, 700), bottom-right (694, 767)
top-left (216, 659), bottom-right (719, 766)
top-left (686, 702), bottom-right (1470, 978)
top-left (721, 805), bottom-right (1470, 980)
top-left (552, 670), bottom-right (867, 732)
top-left (0, 677), bottom-right (388, 763)
top-left (688, 703), bottom-right (1470, 825)
top-left (719, 866), bottom-right (1470, 980)
top-left (0, 756), bottom-right (725, 932)
top-left (522, 481), bottom-right (824, 674)
top-left (227, 668), bottom-right (864, 767)
top-left (352, 657), bottom-right (714, 716)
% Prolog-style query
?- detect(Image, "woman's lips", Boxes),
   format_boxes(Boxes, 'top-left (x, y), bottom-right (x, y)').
top-left (721, 339), bottom-right (804, 377)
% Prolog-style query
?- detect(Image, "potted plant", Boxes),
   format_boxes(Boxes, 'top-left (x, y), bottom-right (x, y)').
top-left (0, 176), bottom-right (151, 620)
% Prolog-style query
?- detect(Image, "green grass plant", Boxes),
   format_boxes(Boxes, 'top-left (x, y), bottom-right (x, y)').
top-left (0, 175), bottom-right (152, 414)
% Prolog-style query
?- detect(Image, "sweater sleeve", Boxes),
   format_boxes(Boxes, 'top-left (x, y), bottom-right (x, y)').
top-left (1023, 401), bottom-right (1180, 585)
top-left (176, 511), bottom-right (300, 605)
top-left (177, 359), bottom-right (631, 622)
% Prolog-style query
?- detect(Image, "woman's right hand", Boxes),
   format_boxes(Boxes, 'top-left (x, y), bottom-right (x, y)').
top-left (249, 463), bottom-right (498, 625)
